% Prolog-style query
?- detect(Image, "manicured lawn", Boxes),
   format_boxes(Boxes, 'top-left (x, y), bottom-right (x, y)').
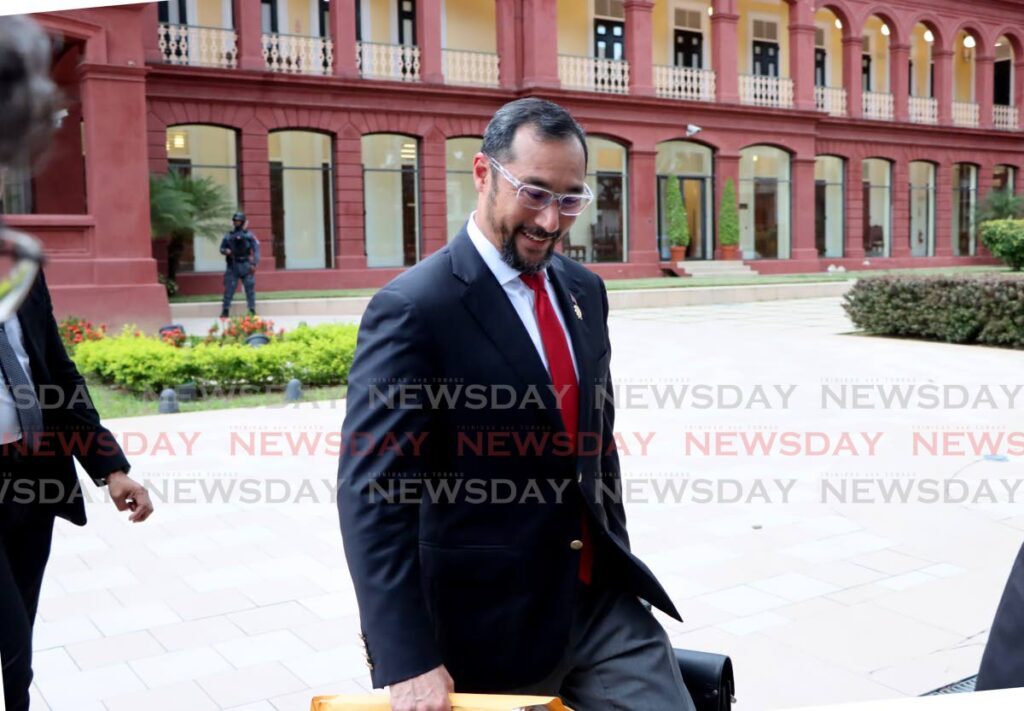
top-left (170, 266), bottom-right (1009, 303)
top-left (87, 378), bottom-right (347, 420)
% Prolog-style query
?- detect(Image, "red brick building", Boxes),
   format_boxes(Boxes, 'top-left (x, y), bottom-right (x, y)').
top-left (6, 0), bottom-right (1022, 324)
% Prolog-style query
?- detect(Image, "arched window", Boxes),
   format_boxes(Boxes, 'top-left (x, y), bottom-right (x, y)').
top-left (952, 163), bottom-right (978, 256)
top-left (862, 158), bottom-right (891, 257)
top-left (166, 124), bottom-right (240, 272)
top-left (656, 141), bottom-right (713, 260)
top-left (909, 161), bottom-right (935, 257)
top-left (565, 137), bottom-right (628, 263)
top-left (994, 164), bottom-right (1017, 193)
top-left (739, 145), bottom-right (791, 259)
top-left (269, 130), bottom-right (334, 269)
top-left (446, 137), bottom-right (481, 240)
top-left (362, 134), bottom-right (420, 267)
top-left (815, 156), bottom-right (844, 258)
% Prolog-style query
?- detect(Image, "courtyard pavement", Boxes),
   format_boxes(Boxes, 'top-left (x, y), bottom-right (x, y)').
top-left (27, 297), bottom-right (1024, 710)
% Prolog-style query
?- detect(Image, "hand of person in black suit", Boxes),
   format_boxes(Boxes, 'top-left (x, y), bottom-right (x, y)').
top-left (389, 664), bottom-right (453, 711)
top-left (106, 470), bottom-right (153, 523)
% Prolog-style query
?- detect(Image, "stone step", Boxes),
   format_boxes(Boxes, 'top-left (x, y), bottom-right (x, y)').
top-left (677, 260), bottom-right (758, 277)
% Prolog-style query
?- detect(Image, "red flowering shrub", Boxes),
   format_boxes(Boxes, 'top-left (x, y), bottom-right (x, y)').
top-left (58, 316), bottom-right (107, 353)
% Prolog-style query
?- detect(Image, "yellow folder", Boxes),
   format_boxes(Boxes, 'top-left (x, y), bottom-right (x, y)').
top-left (310, 693), bottom-right (572, 711)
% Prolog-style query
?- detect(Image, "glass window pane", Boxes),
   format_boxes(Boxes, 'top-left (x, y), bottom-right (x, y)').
top-left (815, 156), bottom-right (844, 258)
top-left (909, 161), bottom-right (935, 257)
top-left (862, 159), bottom-right (891, 257)
top-left (363, 134), bottom-right (419, 267)
top-left (566, 137), bottom-right (626, 263)
top-left (270, 131), bottom-right (333, 270)
top-left (739, 145), bottom-right (791, 259)
top-left (952, 163), bottom-right (977, 256)
top-left (166, 125), bottom-right (239, 272)
top-left (446, 137), bottom-right (481, 240)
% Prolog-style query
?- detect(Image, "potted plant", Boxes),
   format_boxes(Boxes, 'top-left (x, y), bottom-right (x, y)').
top-left (718, 178), bottom-right (741, 260)
top-left (665, 176), bottom-right (690, 262)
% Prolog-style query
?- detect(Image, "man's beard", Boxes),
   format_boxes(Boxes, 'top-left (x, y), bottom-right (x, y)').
top-left (487, 214), bottom-right (559, 276)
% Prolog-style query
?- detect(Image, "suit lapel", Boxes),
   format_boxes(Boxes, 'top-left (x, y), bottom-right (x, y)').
top-left (15, 291), bottom-right (44, 382)
top-left (546, 257), bottom-right (596, 437)
top-left (450, 231), bottom-right (566, 432)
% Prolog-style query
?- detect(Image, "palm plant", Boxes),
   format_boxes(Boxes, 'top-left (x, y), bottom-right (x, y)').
top-left (150, 171), bottom-right (234, 284)
top-left (977, 187), bottom-right (1024, 224)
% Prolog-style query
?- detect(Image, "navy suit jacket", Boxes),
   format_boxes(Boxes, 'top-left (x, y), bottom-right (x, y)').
top-left (337, 228), bottom-right (679, 691)
top-left (977, 541), bottom-right (1024, 690)
top-left (1, 270), bottom-right (130, 525)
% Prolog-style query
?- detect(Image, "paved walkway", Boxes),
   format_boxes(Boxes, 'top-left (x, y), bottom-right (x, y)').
top-left (29, 297), bottom-right (1024, 710)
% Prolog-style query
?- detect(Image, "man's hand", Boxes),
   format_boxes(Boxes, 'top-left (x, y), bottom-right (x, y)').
top-left (106, 471), bottom-right (154, 523)
top-left (389, 665), bottom-right (453, 711)
top-left (223, 248), bottom-right (232, 255)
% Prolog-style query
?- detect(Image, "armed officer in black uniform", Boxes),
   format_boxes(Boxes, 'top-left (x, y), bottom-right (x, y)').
top-left (219, 211), bottom-right (260, 318)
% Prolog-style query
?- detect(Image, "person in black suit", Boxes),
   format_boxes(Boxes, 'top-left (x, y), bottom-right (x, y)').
top-left (0, 16), bottom-right (154, 711)
top-left (977, 543), bottom-right (1024, 691)
top-left (337, 99), bottom-right (694, 711)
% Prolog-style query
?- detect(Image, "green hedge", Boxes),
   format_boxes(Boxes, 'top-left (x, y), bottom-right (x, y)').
top-left (980, 219), bottom-right (1024, 271)
top-left (74, 323), bottom-right (359, 394)
top-left (843, 275), bottom-right (1024, 348)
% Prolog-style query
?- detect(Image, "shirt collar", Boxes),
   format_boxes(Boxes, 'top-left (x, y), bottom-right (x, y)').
top-left (466, 212), bottom-right (547, 288)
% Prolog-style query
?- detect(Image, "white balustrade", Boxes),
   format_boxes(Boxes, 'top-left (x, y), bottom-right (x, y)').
top-left (558, 55), bottom-right (630, 94)
top-left (654, 65), bottom-right (715, 102)
top-left (994, 104), bottom-right (1019, 131)
top-left (862, 91), bottom-right (894, 120)
top-left (739, 74), bottom-right (794, 108)
top-left (814, 85), bottom-right (847, 116)
top-left (442, 49), bottom-right (499, 86)
top-left (952, 101), bottom-right (980, 127)
top-left (357, 42), bottom-right (421, 81)
top-left (263, 32), bottom-right (333, 75)
top-left (158, 23), bottom-right (238, 69)
top-left (908, 96), bottom-right (938, 124)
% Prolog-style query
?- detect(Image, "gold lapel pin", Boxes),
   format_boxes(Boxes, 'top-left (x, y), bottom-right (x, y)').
top-left (570, 293), bottom-right (583, 320)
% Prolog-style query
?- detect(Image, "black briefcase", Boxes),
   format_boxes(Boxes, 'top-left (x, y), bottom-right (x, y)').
top-left (675, 648), bottom-right (735, 711)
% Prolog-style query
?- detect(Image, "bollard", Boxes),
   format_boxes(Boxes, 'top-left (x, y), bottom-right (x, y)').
top-left (159, 388), bottom-right (180, 414)
top-left (285, 378), bottom-right (303, 402)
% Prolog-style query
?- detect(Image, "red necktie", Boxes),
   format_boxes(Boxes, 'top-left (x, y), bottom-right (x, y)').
top-left (520, 273), bottom-right (593, 584)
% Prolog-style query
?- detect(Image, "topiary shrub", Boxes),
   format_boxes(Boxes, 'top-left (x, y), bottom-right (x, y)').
top-left (718, 178), bottom-right (740, 247)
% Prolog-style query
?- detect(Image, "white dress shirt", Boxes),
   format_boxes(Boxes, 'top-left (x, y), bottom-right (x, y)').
top-left (466, 213), bottom-right (579, 380)
top-left (0, 315), bottom-right (35, 444)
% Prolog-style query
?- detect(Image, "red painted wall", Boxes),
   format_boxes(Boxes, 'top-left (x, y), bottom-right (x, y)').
top-left (13, 0), bottom-right (1024, 314)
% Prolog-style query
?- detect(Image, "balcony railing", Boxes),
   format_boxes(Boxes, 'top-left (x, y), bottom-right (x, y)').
top-left (442, 48), bottom-right (499, 87)
top-left (357, 41), bottom-right (421, 81)
top-left (994, 104), bottom-right (1019, 131)
top-left (739, 74), bottom-right (793, 108)
top-left (862, 91), bottom-right (894, 120)
top-left (158, 23), bottom-right (238, 69)
top-left (952, 101), bottom-right (980, 127)
top-left (558, 55), bottom-right (630, 94)
top-left (908, 96), bottom-right (937, 124)
top-left (814, 85), bottom-right (846, 116)
top-left (654, 65), bottom-right (715, 102)
top-left (263, 32), bottom-right (333, 75)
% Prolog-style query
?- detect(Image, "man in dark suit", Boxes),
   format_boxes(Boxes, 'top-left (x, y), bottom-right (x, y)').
top-left (977, 543), bottom-right (1024, 691)
top-left (338, 99), bottom-right (694, 711)
top-left (0, 15), bottom-right (154, 711)
top-left (0, 269), bottom-right (155, 711)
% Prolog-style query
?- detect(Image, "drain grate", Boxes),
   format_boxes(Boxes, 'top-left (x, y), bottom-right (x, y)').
top-left (923, 675), bottom-right (977, 695)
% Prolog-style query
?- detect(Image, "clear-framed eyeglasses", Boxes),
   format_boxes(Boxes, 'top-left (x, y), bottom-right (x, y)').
top-left (486, 155), bottom-right (593, 216)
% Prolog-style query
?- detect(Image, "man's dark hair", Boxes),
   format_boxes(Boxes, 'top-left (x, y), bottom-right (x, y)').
top-left (0, 16), bottom-right (59, 169)
top-left (481, 98), bottom-right (588, 165)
